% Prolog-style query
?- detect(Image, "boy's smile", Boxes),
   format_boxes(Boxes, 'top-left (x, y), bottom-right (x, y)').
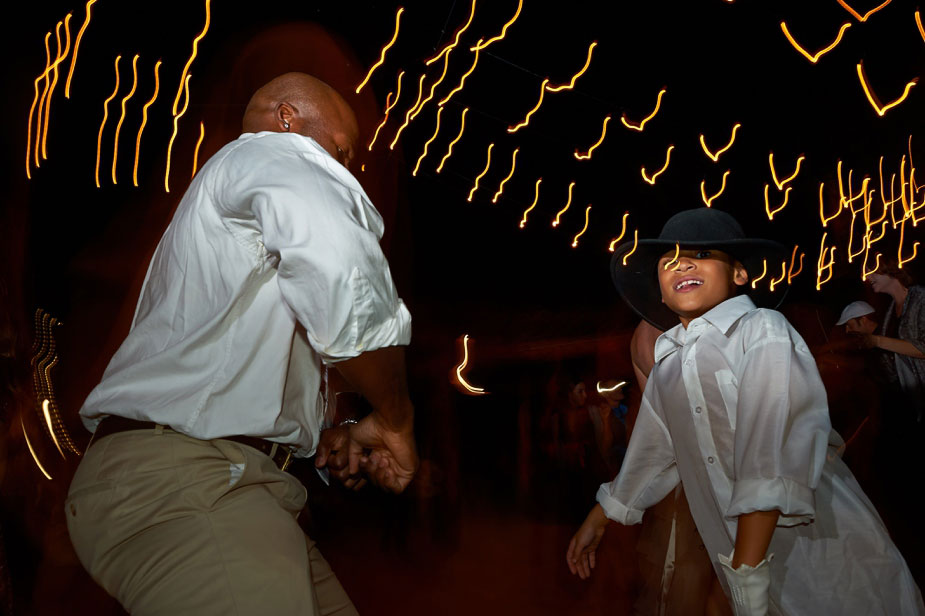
top-left (657, 248), bottom-right (748, 328)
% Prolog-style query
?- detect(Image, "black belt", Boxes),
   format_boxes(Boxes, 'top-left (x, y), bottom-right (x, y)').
top-left (89, 415), bottom-right (296, 471)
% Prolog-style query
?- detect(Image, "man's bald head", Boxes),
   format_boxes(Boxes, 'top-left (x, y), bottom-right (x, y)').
top-left (242, 72), bottom-right (359, 169)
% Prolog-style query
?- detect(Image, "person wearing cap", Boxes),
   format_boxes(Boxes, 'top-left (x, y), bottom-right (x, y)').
top-left (836, 300), bottom-right (878, 335)
top-left (565, 208), bottom-right (923, 615)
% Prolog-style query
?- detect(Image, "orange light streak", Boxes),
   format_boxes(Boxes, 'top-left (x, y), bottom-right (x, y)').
top-left (519, 178), bottom-right (542, 229)
top-left (455, 335), bottom-right (486, 394)
top-left (468, 143), bottom-right (494, 202)
top-left (701, 170), bottom-right (730, 208)
top-left (918, 10), bottom-right (925, 43)
top-left (492, 148), bottom-right (519, 203)
top-left (390, 74), bottom-right (426, 150)
top-left (95, 55), bottom-right (121, 188)
top-left (112, 54), bottom-right (139, 185)
top-left (862, 250), bottom-right (882, 281)
top-left (787, 245), bottom-right (804, 284)
top-left (769, 262), bottom-right (788, 292)
top-left (172, 0), bottom-right (211, 113)
top-left (553, 182), bottom-right (576, 227)
top-left (25, 33), bottom-right (51, 178)
top-left (508, 78), bottom-right (549, 133)
top-left (622, 229), bottom-right (639, 266)
top-left (412, 106), bottom-right (445, 177)
top-left (34, 32), bottom-right (53, 168)
top-left (837, 0), bottom-right (891, 22)
top-left (439, 41), bottom-right (483, 107)
top-left (437, 107), bottom-right (468, 173)
top-left (575, 115), bottom-right (611, 160)
top-left (816, 233), bottom-right (836, 290)
top-left (663, 243), bottom-right (680, 270)
top-left (546, 42), bottom-right (597, 92)
top-left (368, 71), bottom-right (404, 151)
top-left (699, 123), bottom-right (740, 162)
top-left (164, 74), bottom-right (191, 193)
top-left (471, 0), bottom-right (522, 51)
top-left (42, 400), bottom-right (65, 459)
top-left (898, 215), bottom-right (921, 267)
top-left (769, 153), bottom-right (805, 189)
top-left (621, 88), bottom-right (666, 131)
top-left (65, 0), bottom-right (96, 98)
top-left (779, 21), bottom-right (851, 63)
top-left (426, 0), bottom-right (476, 66)
top-left (847, 210), bottom-right (867, 262)
top-left (750, 259), bottom-right (769, 289)
top-left (764, 184), bottom-right (793, 220)
top-left (20, 415), bottom-right (52, 480)
top-left (571, 205), bottom-right (592, 248)
top-left (819, 182), bottom-right (841, 227)
top-left (192, 121), bottom-right (205, 178)
top-left (641, 145), bottom-right (674, 185)
top-left (856, 61), bottom-right (917, 116)
top-left (608, 213), bottom-right (630, 252)
top-left (411, 52), bottom-right (453, 122)
top-left (42, 15), bottom-right (73, 161)
top-left (133, 60), bottom-right (161, 187)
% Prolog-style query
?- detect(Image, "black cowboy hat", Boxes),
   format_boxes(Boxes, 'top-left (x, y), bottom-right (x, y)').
top-left (610, 208), bottom-right (791, 331)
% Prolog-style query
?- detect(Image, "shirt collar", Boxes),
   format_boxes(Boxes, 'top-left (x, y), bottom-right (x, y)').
top-left (653, 295), bottom-right (756, 362)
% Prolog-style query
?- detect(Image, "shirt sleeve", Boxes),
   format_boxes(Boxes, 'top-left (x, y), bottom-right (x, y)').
top-left (726, 311), bottom-right (830, 521)
top-left (597, 377), bottom-right (679, 525)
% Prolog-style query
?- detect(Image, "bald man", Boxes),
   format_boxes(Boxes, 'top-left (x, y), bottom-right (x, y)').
top-left (66, 73), bottom-right (416, 615)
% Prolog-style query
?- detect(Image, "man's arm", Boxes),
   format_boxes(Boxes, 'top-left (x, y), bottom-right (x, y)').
top-left (733, 509), bottom-right (780, 567)
top-left (866, 335), bottom-right (925, 359)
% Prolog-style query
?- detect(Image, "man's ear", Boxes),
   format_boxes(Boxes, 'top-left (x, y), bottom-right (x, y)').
top-left (275, 102), bottom-right (295, 131)
top-left (732, 261), bottom-right (749, 287)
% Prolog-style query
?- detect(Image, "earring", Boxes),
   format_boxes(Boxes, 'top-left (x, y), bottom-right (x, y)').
top-left (283, 121), bottom-right (290, 130)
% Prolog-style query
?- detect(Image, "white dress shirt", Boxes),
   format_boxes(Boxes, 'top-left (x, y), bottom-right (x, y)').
top-left (80, 132), bottom-right (412, 457)
top-left (598, 295), bottom-right (923, 614)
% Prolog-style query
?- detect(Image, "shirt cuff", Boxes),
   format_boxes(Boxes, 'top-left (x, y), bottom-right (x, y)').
top-left (596, 484), bottom-right (645, 525)
top-left (321, 300), bottom-right (412, 363)
top-left (726, 477), bottom-right (815, 522)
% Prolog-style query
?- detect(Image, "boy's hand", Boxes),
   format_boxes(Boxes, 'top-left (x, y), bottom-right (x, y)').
top-left (566, 504), bottom-right (609, 579)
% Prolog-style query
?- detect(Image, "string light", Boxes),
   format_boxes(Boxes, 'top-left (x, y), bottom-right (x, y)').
top-left (837, 0), bottom-right (891, 22)
top-left (621, 88), bottom-right (666, 131)
top-left (112, 54), bottom-right (139, 185)
top-left (172, 0), bottom-right (211, 114)
top-left (699, 123), bottom-right (740, 162)
top-left (621, 229), bottom-right (639, 266)
top-left (571, 205), bottom-right (592, 247)
top-left (164, 74), bottom-right (192, 193)
top-left (546, 42), bottom-right (597, 92)
top-left (436, 107), bottom-right (469, 173)
top-left (468, 143), bottom-right (494, 202)
top-left (641, 145), bottom-right (674, 185)
top-left (492, 148), bottom-right (519, 203)
top-left (455, 335), bottom-right (486, 394)
top-left (471, 0), bottom-right (522, 51)
top-left (192, 121), bottom-right (205, 178)
top-left (95, 55), bottom-right (121, 188)
top-left (356, 6), bottom-right (403, 93)
top-left (519, 178), bottom-right (542, 228)
top-left (412, 106), bottom-right (445, 176)
top-left (608, 213), bottom-right (630, 252)
top-left (509, 79), bottom-right (550, 133)
top-left (769, 153), bottom-right (805, 189)
top-left (553, 182), bottom-right (576, 227)
top-left (764, 184), bottom-right (793, 220)
top-left (134, 60), bottom-right (161, 187)
top-left (575, 115), bottom-right (611, 160)
top-left (425, 0), bottom-right (475, 66)
top-left (701, 171), bottom-right (730, 207)
top-left (779, 21), bottom-right (851, 63)
top-left (368, 71), bottom-right (404, 151)
top-left (856, 61), bottom-right (917, 116)
top-left (65, 0), bottom-right (96, 98)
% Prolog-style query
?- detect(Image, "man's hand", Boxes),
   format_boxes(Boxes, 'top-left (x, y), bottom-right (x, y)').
top-left (315, 425), bottom-right (366, 490)
top-left (347, 412), bottom-right (418, 493)
top-left (566, 504), bottom-right (609, 579)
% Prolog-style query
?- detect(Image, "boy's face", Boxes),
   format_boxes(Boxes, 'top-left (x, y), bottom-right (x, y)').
top-left (657, 248), bottom-right (748, 328)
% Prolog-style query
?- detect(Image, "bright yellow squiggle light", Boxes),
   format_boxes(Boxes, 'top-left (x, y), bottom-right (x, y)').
top-left (856, 61), bottom-right (917, 117)
top-left (468, 143), bottom-right (494, 202)
top-left (765, 184), bottom-right (793, 220)
top-left (455, 335), bottom-right (486, 394)
top-left (819, 182), bottom-right (841, 227)
top-left (769, 261), bottom-right (788, 291)
top-left (134, 60), bottom-right (161, 187)
top-left (701, 170), bottom-right (730, 207)
top-left (663, 243), bottom-right (680, 270)
top-left (838, 0), bottom-right (891, 22)
top-left (65, 0), bottom-right (96, 98)
top-left (750, 259), bottom-right (769, 289)
top-left (412, 106), bottom-right (445, 177)
top-left (20, 415), bottom-right (52, 480)
top-left (621, 88), bottom-right (666, 131)
top-left (164, 74), bottom-right (191, 193)
top-left (779, 21), bottom-right (851, 63)
top-left (439, 40), bottom-right (483, 107)
top-left (42, 400), bottom-right (65, 459)
top-left (96, 55), bottom-right (122, 188)
top-left (389, 74), bottom-right (426, 150)
top-left (816, 234), bottom-right (836, 290)
top-left (847, 209), bottom-right (867, 263)
top-left (492, 148), bottom-right (519, 203)
top-left (917, 10), bottom-right (925, 43)
top-left (368, 72), bottom-right (404, 151)
top-left (426, 0), bottom-right (476, 66)
top-left (575, 115), bottom-right (611, 160)
top-left (519, 178), bottom-right (542, 228)
top-left (42, 15), bottom-right (73, 161)
top-left (622, 229), bottom-right (639, 266)
top-left (787, 245), bottom-right (804, 284)
top-left (641, 145), bottom-right (674, 185)
top-left (25, 34), bottom-right (52, 178)
top-left (571, 205), bottom-right (592, 248)
top-left (112, 54), bottom-right (139, 185)
top-left (34, 32), bottom-right (53, 168)
top-left (192, 121), bottom-right (205, 178)
top-left (898, 215), bottom-right (921, 267)
top-left (172, 0), bottom-right (211, 113)
top-left (862, 250), bottom-right (882, 280)
top-left (437, 107), bottom-right (468, 173)
top-left (608, 213), bottom-right (629, 252)
top-left (553, 182), bottom-right (576, 227)
top-left (508, 78), bottom-right (549, 133)
top-left (411, 51), bottom-right (453, 121)
top-left (769, 153), bottom-right (805, 189)
top-left (471, 0), bottom-right (522, 51)
top-left (547, 42), bottom-right (597, 92)
top-left (597, 381), bottom-right (627, 393)
top-left (699, 123), bottom-right (740, 162)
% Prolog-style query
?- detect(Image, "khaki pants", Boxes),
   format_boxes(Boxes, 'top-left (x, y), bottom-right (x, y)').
top-left (66, 429), bottom-right (357, 616)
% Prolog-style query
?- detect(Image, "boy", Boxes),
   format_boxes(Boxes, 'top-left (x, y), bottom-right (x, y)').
top-left (566, 208), bottom-right (923, 615)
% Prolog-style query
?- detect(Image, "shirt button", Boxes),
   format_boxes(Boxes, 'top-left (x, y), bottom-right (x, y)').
top-left (695, 406), bottom-right (702, 414)
top-left (707, 456), bottom-right (715, 464)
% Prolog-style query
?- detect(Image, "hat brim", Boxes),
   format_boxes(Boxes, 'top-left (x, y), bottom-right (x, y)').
top-left (610, 238), bottom-right (792, 331)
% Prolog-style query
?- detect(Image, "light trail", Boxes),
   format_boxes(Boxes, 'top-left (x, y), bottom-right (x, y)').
top-left (848, 209), bottom-right (867, 262)
top-left (65, 0), bottom-right (97, 98)
top-left (700, 170), bottom-right (730, 207)
top-left (112, 54), bottom-right (139, 185)
top-left (471, 0), bottom-right (522, 51)
top-left (750, 259), bottom-right (769, 289)
top-left (787, 245), bottom-right (804, 284)
top-left (552, 182), bottom-right (576, 227)
top-left (571, 205), bottom-right (592, 248)
top-left (426, 0), bottom-right (476, 66)
top-left (410, 51), bottom-right (453, 121)
top-left (412, 106), bottom-right (445, 177)
top-left (764, 184), bottom-right (793, 220)
top-left (164, 74), bottom-right (191, 193)
top-left (769, 153), bottom-right (805, 189)
top-left (597, 381), bottom-right (627, 393)
top-left (439, 40), bottom-right (483, 107)
top-left (20, 415), bottom-right (52, 480)
top-left (699, 123), bottom-right (740, 162)
top-left (42, 15), bottom-right (73, 161)
top-left (621, 229), bottom-right (639, 266)
top-left (861, 250), bottom-right (882, 280)
top-left (663, 243), bottom-right (680, 270)
top-left (898, 215), bottom-right (921, 267)
top-left (436, 107), bottom-right (469, 173)
top-left (641, 145), bottom-right (674, 185)
top-left (779, 21), bottom-right (851, 63)
top-left (25, 33), bottom-right (52, 178)
top-left (95, 55), bottom-right (122, 188)
top-left (816, 233), bottom-right (836, 290)
top-left (608, 212), bottom-right (630, 252)
top-left (575, 115), bottom-right (611, 160)
top-left (856, 61), bottom-right (917, 116)
top-left (508, 78), bottom-right (549, 133)
top-left (621, 88), bottom-right (666, 131)
top-left (769, 262), bottom-right (788, 291)
top-left (368, 71), bottom-right (404, 151)
top-left (837, 0), bottom-right (891, 22)
top-left (547, 42), bottom-right (597, 92)
top-left (192, 121), bottom-right (205, 178)
top-left (42, 400), bottom-right (65, 459)
top-left (519, 178), bottom-right (542, 228)
top-left (134, 60), bottom-right (161, 187)
top-left (917, 10), bottom-right (925, 43)
top-left (34, 32), bottom-right (53, 168)
top-left (172, 0), bottom-right (211, 113)
top-left (455, 335), bottom-right (486, 394)
top-left (390, 74), bottom-right (426, 150)
top-left (492, 148), bottom-right (519, 203)
top-left (819, 182), bottom-right (841, 227)
top-left (468, 143), bottom-right (494, 202)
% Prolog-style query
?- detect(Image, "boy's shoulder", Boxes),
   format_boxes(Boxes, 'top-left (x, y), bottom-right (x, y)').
top-left (730, 306), bottom-right (795, 342)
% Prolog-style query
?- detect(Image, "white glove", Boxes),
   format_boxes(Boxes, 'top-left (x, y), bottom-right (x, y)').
top-left (718, 550), bottom-right (772, 616)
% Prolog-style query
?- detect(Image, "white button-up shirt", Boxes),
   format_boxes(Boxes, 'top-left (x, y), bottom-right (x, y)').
top-left (598, 295), bottom-right (923, 614)
top-left (80, 132), bottom-right (412, 457)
